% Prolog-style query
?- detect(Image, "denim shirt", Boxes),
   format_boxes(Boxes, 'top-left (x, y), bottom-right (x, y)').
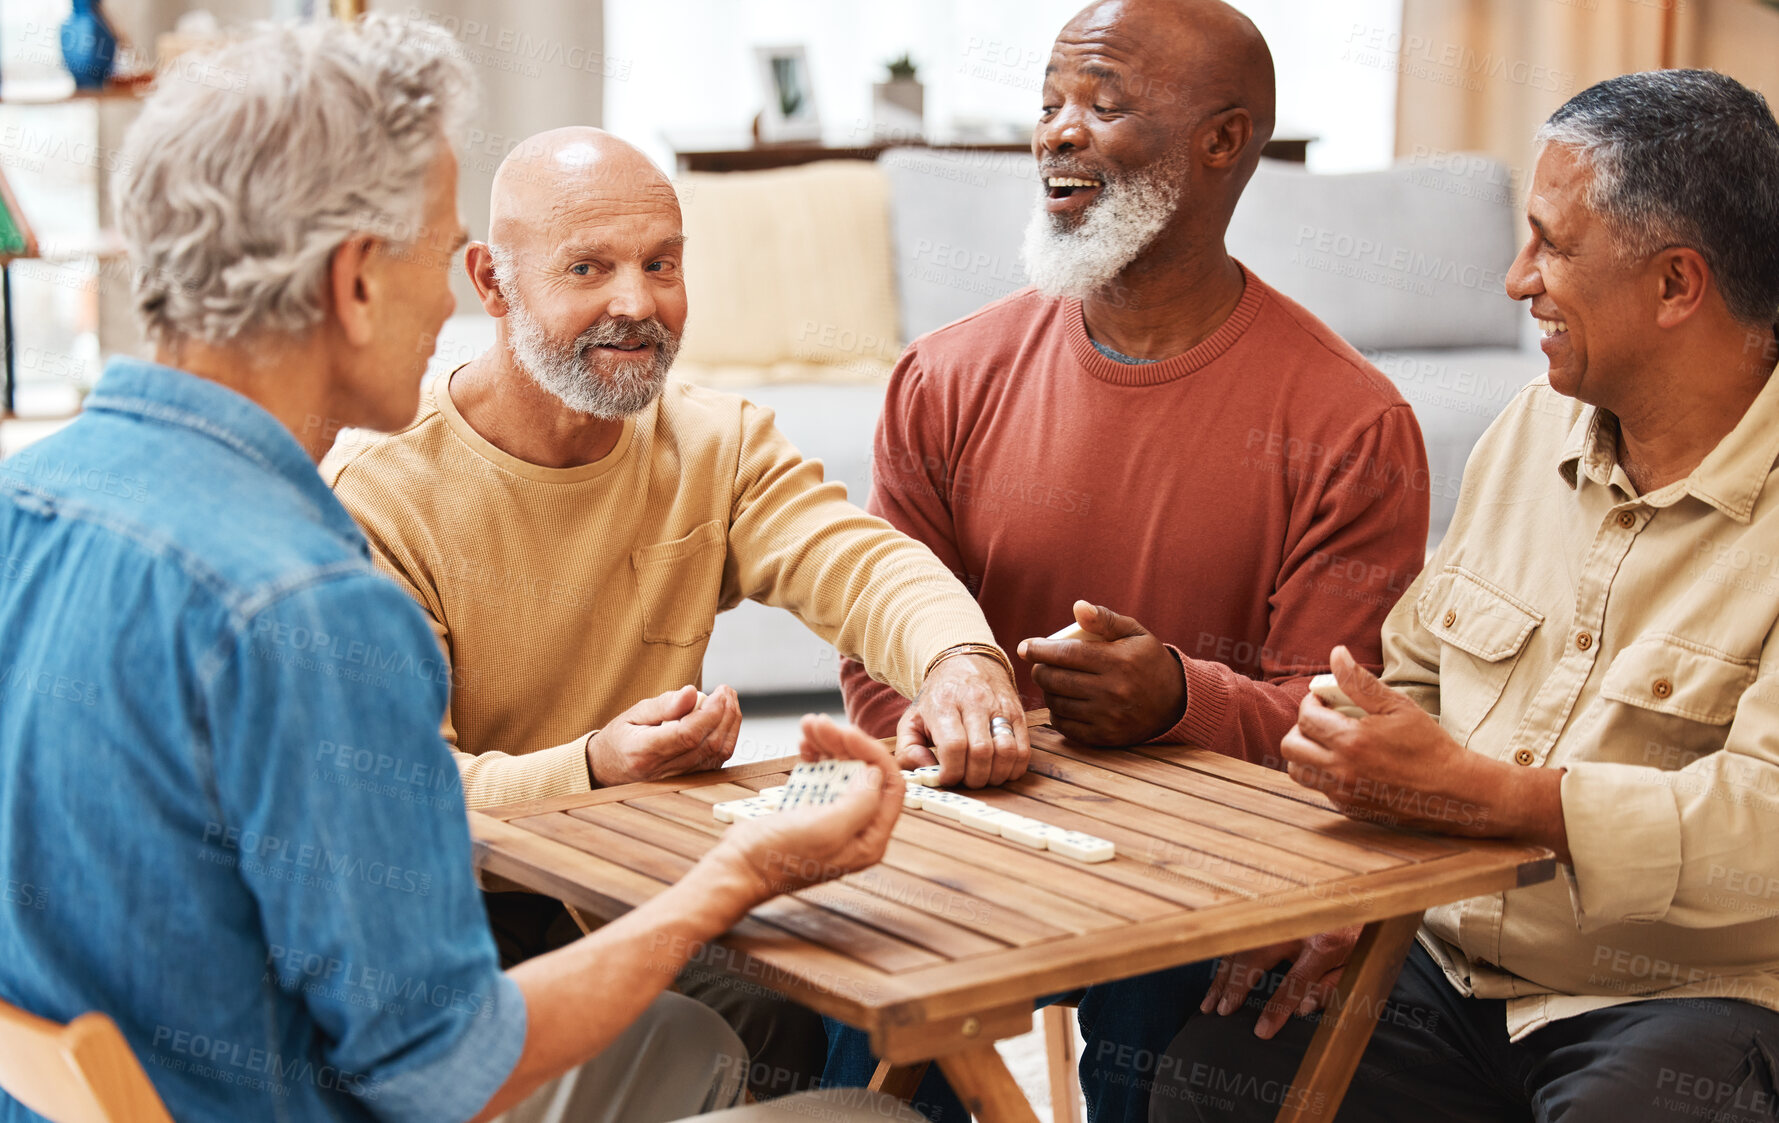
top-left (0, 359), bottom-right (524, 1122)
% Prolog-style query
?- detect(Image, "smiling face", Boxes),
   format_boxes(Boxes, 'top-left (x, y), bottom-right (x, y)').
top-left (485, 134), bottom-right (688, 419)
top-left (1022, 0), bottom-right (1272, 300)
top-left (1505, 144), bottom-right (1663, 407)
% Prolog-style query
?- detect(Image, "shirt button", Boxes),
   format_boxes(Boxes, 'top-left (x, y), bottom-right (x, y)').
top-left (1617, 511), bottom-right (1636, 529)
top-left (1576, 631), bottom-right (1593, 651)
top-left (1514, 748), bottom-right (1535, 766)
top-left (1653, 678), bottom-right (1673, 699)
top-left (1443, 610), bottom-right (1457, 628)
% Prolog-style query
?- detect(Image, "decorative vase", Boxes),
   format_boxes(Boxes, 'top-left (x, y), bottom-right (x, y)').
top-left (60, 0), bottom-right (119, 91)
top-left (872, 78), bottom-right (925, 143)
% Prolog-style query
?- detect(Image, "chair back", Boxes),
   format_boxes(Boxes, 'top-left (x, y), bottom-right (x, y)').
top-left (0, 1000), bottom-right (173, 1123)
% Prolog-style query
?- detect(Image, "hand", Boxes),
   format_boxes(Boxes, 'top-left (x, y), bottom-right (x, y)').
top-left (586, 685), bottom-right (742, 787)
top-left (1198, 926), bottom-right (1362, 1040)
top-left (1015, 601), bottom-right (1186, 746)
top-left (897, 652), bottom-right (1030, 788)
top-left (1282, 647), bottom-right (1570, 857)
top-left (713, 716), bottom-right (903, 899)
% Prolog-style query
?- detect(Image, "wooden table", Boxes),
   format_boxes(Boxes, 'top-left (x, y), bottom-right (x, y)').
top-left (471, 718), bottom-right (1552, 1122)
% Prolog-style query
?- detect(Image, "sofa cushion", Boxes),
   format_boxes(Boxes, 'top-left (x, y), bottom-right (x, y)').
top-left (1227, 157), bottom-right (1522, 351)
top-left (1367, 345), bottom-right (1546, 549)
top-left (675, 160), bottom-right (903, 381)
top-left (881, 147), bottom-right (1038, 342)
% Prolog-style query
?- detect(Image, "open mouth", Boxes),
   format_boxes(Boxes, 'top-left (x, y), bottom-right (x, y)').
top-left (1044, 175), bottom-right (1104, 213)
top-left (594, 341), bottom-right (652, 354)
top-left (1536, 317), bottom-right (1568, 338)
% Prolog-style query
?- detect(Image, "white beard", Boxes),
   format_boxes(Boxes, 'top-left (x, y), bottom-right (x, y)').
top-left (1020, 152), bottom-right (1189, 301)
top-left (494, 252), bottom-right (679, 420)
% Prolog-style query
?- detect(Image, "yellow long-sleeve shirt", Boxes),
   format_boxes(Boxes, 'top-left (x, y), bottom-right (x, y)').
top-left (321, 373), bottom-right (1002, 808)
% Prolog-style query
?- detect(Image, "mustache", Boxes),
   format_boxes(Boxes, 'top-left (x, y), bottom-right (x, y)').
top-left (575, 316), bottom-right (678, 351)
top-left (1037, 158), bottom-right (1112, 183)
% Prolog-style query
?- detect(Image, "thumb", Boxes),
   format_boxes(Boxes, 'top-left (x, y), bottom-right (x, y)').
top-left (627, 684), bottom-right (700, 726)
top-left (1330, 645), bottom-right (1396, 715)
top-left (1077, 600), bottom-right (1144, 641)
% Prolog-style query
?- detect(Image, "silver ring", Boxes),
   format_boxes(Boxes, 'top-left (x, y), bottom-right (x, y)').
top-left (990, 716), bottom-right (1014, 738)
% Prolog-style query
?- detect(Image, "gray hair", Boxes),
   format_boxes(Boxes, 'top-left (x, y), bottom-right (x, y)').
top-left (1536, 69), bottom-right (1779, 328)
top-left (115, 15), bottom-right (475, 348)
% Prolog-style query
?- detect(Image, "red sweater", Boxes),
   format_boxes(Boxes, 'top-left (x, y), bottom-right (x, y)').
top-left (841, 272), bottom-right (1430, 764)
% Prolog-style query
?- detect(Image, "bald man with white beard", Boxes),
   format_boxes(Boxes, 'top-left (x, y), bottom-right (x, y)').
top-left (322, 127), bottom-right (1030, 1100)
top-left (827, 1), bottom-right (1431, 1119)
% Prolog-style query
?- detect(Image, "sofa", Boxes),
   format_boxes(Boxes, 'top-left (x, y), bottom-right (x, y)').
top-left (424, 147), bottom-right (1546, 697)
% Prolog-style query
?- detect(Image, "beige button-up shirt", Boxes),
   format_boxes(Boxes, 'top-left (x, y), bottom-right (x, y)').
top-left (1383, 369), bottom-right (1779, 1040)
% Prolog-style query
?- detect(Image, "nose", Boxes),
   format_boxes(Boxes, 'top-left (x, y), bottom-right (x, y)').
top-left (1504, 233), bottom-right (1542, 303)
top-left (1035, 103), bottom-right (1091, 160)
top-left (604, 265), bottom-right (659, 323)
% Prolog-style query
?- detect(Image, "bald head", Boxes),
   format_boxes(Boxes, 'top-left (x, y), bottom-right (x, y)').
top-left (489, 126), bottom-right (678, 253)
top-left (1058, 0), bottom-right (1275, 148)
top-left (470, 126), bottom-right (689, 422)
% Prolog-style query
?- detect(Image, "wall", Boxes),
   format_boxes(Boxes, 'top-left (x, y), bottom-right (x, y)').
top-left (604, 0), bottom-right (1402, 175)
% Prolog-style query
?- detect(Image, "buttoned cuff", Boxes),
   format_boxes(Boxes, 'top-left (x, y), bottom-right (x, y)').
top-left (1559, 761), bottom-right (1682, 930)
top-left (1145, 645), bottom-right (1221, 747)
top-left (455, 738), bottom-right (596, 809)
top-left (367, 973), bottom-right (526, 1122)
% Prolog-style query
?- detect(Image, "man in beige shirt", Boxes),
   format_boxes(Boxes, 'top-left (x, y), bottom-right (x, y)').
top-left (1153, 70), bottom-right (1779, 1121)
top-left (323, 127), bottom-right (1027, 1099)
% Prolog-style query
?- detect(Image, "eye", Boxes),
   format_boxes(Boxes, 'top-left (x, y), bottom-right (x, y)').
top-left (1039, 105), bottom-right (1058, 119)
top-left (646, 259), bottom-right (674, 273)
top-left (570, 263), bottom-right (592, 276)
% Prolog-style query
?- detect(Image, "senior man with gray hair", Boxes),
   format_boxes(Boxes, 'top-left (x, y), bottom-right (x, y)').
top-left (1150, 68), bottom-right (1779, 1122)
top-left (0, 16), bottom-right (924, 1123)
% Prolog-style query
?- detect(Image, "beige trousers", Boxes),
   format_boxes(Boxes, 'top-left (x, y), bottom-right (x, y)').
top-left (494, 990), bottom-right (924, 1123)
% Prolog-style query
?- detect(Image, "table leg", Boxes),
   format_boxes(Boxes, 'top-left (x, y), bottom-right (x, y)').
top-left (1274, 912), bottom-right (1422, 1123)
top-left (1043, 1005), bottom-right (1085, 1123)
top-left (936, 1044), bottom-right (1041, 1123)
top-left (867, 1059), bottom-right (930, 1100)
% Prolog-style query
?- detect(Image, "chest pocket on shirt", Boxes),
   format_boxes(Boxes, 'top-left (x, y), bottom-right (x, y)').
top-left (1601, 636), bottom-right (1754, 725)
top-left (631, 520), bottom-right (726, 646)
top-left (1419, 567), bottom-right (1543, 744)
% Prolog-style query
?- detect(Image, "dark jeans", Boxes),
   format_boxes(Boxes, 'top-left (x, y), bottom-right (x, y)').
top-left (822, 959), bottom-right (1215, 1122)
top-left (1151, 943), bottom-right (1779, 1122)
top-left (487, 891), bottom-right (827, 1099)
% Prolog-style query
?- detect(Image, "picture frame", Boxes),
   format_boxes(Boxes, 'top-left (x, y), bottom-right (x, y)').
top-left (753, 44), bottom-right (821, 144)
top-left (0, 169), bottom-right (39, 264)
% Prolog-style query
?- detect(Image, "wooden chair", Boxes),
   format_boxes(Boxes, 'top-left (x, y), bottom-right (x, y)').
top-left (0, 999), bottom-right (174, 1123)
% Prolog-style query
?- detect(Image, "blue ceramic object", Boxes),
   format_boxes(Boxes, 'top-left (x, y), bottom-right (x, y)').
top-left (60, 0), bottom-right (118, 91)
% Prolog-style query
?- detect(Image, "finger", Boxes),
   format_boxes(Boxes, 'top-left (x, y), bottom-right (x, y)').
top-left (1256, 956), bottom-right (1321, 1039)
top-left (1330, 644), bottom-right (1395, 715)
top-left (1279, 726), bottom-right (1339, 772)
top-left (1030, 662), bottom-right (1097, 700)
top-left (920, 698), bottom-right (972, 786)
top-left (1200, 955), bottom-right (1240, 1014)
top-left (894, 707), bottom-right (936, 771)
top-left (1077, 600), bottom-right (1146, 642)
top-left (958, 698), bottom-right (996, 789)
top-left (1295, 694), bottom-right (1359, 743)
top-left (1018, 638), bottom-right (1111, 672)
top-left (987, 710), bottom-right (1019, 786)
top-left (994, 704), bottom-right (1031, 783)
top-left (1296, 966), bottom-right (1345, 1018)
top-left (627, 684), bottom-right (700, 726)
top-left (1209, 950), bottom-right (1279, 1017)
top-left (896, 743), bottom-right (938, 770)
